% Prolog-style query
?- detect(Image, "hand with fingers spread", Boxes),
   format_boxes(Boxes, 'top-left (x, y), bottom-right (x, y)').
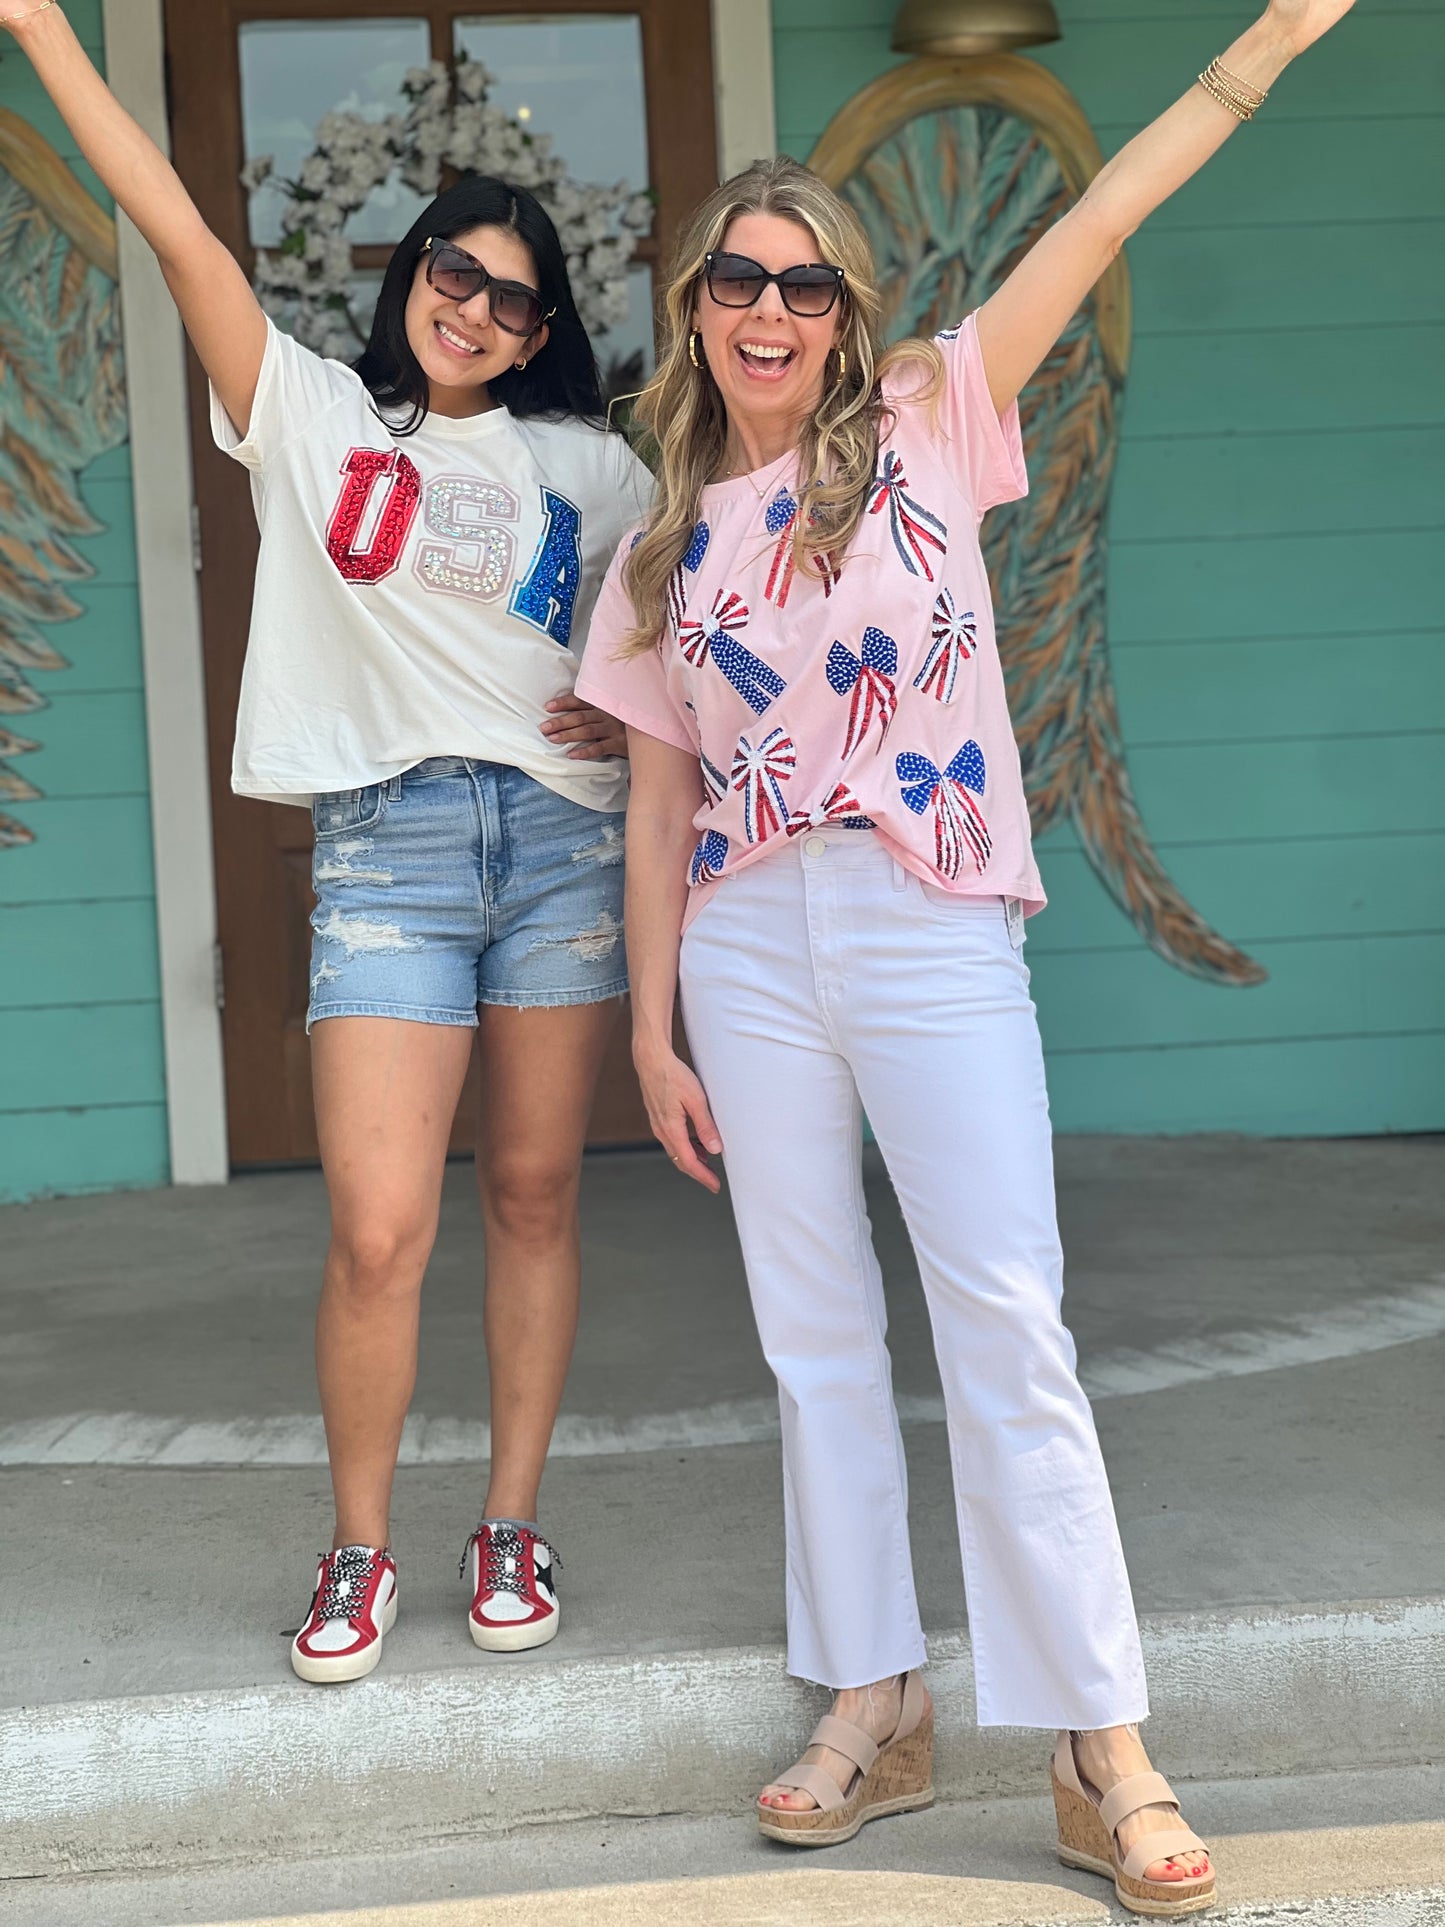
top-left (540, 692), bottom-right (627, 761)
top-left (634, 1038), bottom-right (722, 1192)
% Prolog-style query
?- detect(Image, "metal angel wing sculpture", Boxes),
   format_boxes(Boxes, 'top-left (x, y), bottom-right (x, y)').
top-left (813, 58), bottom-right (1264, 985)
top-left (0, 106), bottom-right (126, 849)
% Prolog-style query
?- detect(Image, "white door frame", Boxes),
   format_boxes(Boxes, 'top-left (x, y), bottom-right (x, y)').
top-left (712, 0), bottom-right (777, 179)
top-left (103, 0), bottom-right (229, 1185)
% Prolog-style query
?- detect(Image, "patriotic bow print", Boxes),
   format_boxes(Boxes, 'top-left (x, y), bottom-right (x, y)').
top-left (667, 519), bottom-right (712, 635)
top-left (914, 589), bottom-right (977, 703)
top-left (678, 589), bottom-right (786, 715)
top-left (895, 741), bottom-right (991, 878)
top-left (764, 487), bottom-right (799, 606)
top-left (699, 743), bottom-right (729, 805)
top-left (786, 781), bottom-right (876, 835)
top-left (730, 726), bottom-right (797, 844)
top-left (690, 829), bottom-right (729, 886)
top-left (827, 626), bottom-right (898, 758)
top-left (763, 486), bottom-right (840, 607)
top-left (869, 452), bottom-right (946, 580)
top-left (678, 589), bottom-right (747, 666)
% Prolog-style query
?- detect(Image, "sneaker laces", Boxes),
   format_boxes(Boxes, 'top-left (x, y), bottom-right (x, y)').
top-left (316, 1544), bottom-right (380, 1621)
top-left (461, 1522), bottom-right (561, 1595)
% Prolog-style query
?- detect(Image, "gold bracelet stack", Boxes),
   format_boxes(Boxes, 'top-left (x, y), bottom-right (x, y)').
top-left (1197, 56), bottom-right (1269, 122)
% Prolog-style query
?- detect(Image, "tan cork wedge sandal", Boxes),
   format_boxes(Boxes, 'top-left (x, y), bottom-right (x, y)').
top-left (756, 1670), bottom-right (934, 1847)
top-left (1051, 1730), bottom-right (1216, 1917)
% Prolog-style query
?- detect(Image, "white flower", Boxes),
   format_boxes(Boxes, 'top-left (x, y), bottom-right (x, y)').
top-left (247, 58), bottom-right (651, 354)
top-left (240, 154), bottom-right (274, 193)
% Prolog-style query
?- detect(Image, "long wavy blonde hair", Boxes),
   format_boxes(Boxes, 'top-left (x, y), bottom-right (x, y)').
top-left (621, 157), bottom-right (940, 653)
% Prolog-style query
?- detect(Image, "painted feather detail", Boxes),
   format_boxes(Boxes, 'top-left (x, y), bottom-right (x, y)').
top-left (0, 111), bottom-right (127, 848)
top-left (840, 101), bottom-right (1263, 984)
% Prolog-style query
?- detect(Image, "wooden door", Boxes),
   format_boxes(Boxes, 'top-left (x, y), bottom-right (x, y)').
top-left (163, 0), bottom-right (717, 1164)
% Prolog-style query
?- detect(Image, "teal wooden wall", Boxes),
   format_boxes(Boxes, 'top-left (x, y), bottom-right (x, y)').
top-left (774, 0), bottom-right (1445, 1133)
top-left (0, 0), bottom-right (169, 1201)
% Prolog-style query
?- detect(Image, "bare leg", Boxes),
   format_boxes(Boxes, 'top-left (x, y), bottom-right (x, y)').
top-left (313, 1016), bottom-right (475, 1549)
top-left (474, 999), bottom-right (620, 1521)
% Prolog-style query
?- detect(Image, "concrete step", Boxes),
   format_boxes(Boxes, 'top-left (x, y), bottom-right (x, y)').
top-left (4, 1596), bottom-right (1443, 1879)
top-left (4, 1763), bottom-right (1443, 1926)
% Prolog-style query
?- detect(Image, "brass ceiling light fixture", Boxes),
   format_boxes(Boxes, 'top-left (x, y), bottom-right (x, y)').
top-left (891, 0), bottom-right (1062, 56)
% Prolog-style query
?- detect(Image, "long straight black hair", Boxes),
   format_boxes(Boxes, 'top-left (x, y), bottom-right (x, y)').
top-left (354, 176), bottom-right (604, 434)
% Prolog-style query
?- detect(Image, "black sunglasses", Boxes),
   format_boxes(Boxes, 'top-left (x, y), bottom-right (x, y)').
top-left (704, 250), bottom-right (845, 318)
top-left (422, 238), bottom-right (555, 339)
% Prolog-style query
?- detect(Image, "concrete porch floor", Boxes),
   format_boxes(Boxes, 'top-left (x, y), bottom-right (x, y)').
top-left (1, 1134), bottom-right (1443, 1877)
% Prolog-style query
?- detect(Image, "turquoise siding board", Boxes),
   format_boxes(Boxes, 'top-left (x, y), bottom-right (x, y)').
top-left (0, 1105), bottom-right (168, 1202)
top-left (1109, 430), bottom-right (1444, 542)
top-left (0, 0), bottom-right (168, 1201)
top-left (1125, 325), bottom-right (1442, 434)
top-left (0, 1003), bottom-right (167, 1115)
top-left (0, 797), bottom-right (156, 906)
top-left (0, 901), bottom-right (161, 1008)
top-left (773, 0), bottom-right (1445, 1133)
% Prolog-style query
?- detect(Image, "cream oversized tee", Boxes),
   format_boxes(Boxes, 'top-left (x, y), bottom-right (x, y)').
top-left (576, 313), bottom-right (1046, 921)
top-left (211, 319), bottom-right (653, 811)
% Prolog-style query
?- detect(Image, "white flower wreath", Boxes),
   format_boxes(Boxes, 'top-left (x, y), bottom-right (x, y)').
top-left (242, 54), bottom-right (654, 371)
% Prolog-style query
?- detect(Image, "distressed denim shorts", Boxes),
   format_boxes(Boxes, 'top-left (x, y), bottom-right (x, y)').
top-left (307, 757), bottom-right (627, 1030)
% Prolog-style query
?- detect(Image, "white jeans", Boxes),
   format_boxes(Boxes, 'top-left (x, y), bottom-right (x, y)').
top-left (679, 831), bottom-right (1149, 1728)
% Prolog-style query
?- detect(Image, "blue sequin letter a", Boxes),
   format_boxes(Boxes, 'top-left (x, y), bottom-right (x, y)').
top-left (510, 489), bottom-right (583, 644)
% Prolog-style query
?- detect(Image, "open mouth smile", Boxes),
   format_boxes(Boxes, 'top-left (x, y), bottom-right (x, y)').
top-left (435, 319), bottom-right (485, 358)
top-left (735, 340), bottom-right (797, 380)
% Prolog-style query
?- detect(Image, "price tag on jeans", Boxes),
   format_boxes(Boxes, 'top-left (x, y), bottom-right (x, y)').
top-left (1005, 897), bottom-right (1025, 950)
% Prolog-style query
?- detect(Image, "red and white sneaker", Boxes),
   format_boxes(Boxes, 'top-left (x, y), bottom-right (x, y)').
top-left (290, 1544), bottom-right (397, 1683)
top-left (462, 1520), bottom-right (561, 1651)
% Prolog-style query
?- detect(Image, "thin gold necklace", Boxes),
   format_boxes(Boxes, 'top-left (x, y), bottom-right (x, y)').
top-left (718, 449), bottom-right (794, 499)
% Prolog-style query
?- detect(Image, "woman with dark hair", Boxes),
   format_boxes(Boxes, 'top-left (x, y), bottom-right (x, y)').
top-left (8, 7), bottom-right (650, 1680)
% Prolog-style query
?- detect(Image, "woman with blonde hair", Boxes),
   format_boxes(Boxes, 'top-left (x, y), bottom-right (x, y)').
top-left (577, 1), bottom-right (1354, 1913)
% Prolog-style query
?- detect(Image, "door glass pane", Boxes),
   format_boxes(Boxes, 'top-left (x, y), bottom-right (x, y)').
top-left (453, 15), bottom-right (647, 189)
top-left (454, 15), bottom-right (653, 386)
top-left (239, 21), bottom-right (431, 248)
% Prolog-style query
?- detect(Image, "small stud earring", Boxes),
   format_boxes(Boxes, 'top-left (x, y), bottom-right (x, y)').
top-left (688, 330), bottom-right (704, 370)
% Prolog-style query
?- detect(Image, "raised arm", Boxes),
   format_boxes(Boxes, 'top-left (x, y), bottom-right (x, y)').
top-left (624, 730), bottom-right (722, 1192)
top-left (3, 1), bottom-right (266, 433)
top-left (975, 0), bottom-right (1357, 415)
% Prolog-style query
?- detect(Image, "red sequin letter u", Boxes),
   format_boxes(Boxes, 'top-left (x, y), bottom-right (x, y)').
top-left (326, 448), bottom-right (422, 583)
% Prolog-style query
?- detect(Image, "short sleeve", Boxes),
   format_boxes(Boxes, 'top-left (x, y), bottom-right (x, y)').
top-left (932, 310), bottom-right (1028, 518)
top-left (209, 317), bottom-right (358, 471)
top-left (610, 433), bottom-right (656, 531)
top-left (574, 537), bottom-right (696, 755)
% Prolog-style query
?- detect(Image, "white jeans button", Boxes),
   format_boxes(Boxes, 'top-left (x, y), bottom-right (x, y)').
top-left (803, 835), bottom-right (827, 858)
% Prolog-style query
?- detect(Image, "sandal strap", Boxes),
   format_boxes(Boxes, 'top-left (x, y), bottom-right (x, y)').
top-left (1053, 1730), bottom-right (1085, 1796)
top-left (808, 1713), bottom-right (880, 1777)
top-left (1119, 1827), bottom-right (1210, 1883)
top-left (1100, 1770), bottom-right (1179, 1837)
top-left (894, 1669), bottom-right (927, 1744)
top-left (770, 1761), bottom-right (851, 1813)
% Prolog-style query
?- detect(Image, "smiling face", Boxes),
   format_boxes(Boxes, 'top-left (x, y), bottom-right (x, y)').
top-left (404, 222), bottom-right (551, 417)
top-left (693, 211), bottom-right (845, 453)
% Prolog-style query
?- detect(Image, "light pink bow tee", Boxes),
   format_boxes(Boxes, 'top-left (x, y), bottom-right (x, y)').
top-left (575, 312), bottom-right (1045, 927)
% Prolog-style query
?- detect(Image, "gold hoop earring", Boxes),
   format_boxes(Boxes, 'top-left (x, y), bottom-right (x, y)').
top-left (515, 355), bottom-right (528, 371)
top-left (836, 346), bottom-right (847, 378)
top-left (688, 330), bottom-right (704, 370)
